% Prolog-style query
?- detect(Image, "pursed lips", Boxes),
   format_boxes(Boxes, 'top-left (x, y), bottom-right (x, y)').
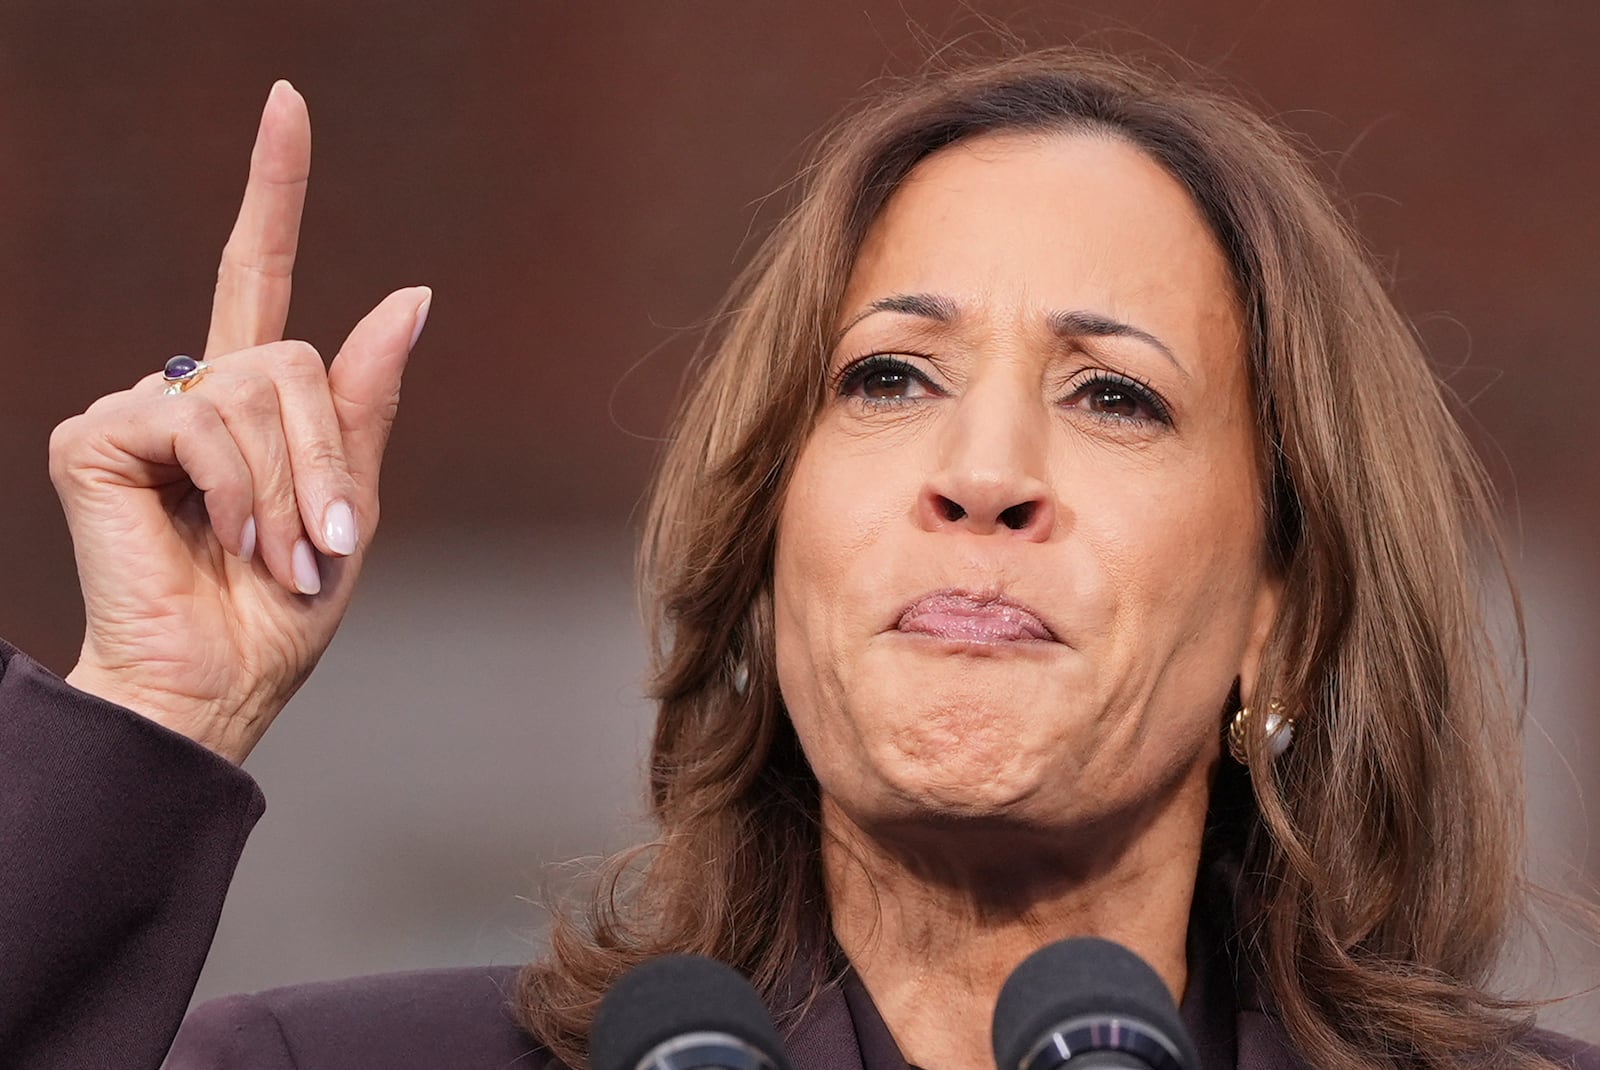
top-left (895, 589), bottom-right (1057, 644)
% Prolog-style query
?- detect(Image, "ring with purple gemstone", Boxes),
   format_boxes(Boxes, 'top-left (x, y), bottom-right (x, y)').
top-left (161, 354), bottom-right (211, 395)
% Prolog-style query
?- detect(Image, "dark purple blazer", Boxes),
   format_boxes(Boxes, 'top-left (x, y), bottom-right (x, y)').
top-left (1, 639), bottom-right (1594, 1069)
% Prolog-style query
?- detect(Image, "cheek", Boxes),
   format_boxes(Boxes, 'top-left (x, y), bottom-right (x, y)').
top-left (1069, 436), bottom-right (1269, 724)
top-left (1090, 465), bottom-right (1253, 614)
top-left (772, 432), bottom-right (900, 736)
top-left (775, 451), bottom-right (880, 809)
top-left (774, 430), bottom-right (905, 645)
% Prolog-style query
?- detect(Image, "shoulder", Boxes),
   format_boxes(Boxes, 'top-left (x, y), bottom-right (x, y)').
top-left (1235, 1004), bottom-right (1599, 1069)
top-left (169, 966), bottom-right (559, 1069)
top-left (1524, 1027), bottom-right (1600, 1069)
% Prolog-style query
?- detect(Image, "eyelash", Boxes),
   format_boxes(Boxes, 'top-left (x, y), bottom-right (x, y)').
top-left (835, 354), bottom-right (1174, 427)
top-left (835, 355), bottom-right (938, 403)
top-left (1069, 369), bottom-right (1173, 426)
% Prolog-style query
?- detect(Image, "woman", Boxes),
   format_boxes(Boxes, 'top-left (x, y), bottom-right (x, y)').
top-left (0, 49), bottom-right (1593, 1069)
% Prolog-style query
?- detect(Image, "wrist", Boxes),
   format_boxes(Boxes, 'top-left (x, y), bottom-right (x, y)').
top-left (64, 663), bottom-right (260, 764)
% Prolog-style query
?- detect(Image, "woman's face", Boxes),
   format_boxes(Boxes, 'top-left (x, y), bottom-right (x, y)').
top-left (772, 132), bottom-right (1280, 851)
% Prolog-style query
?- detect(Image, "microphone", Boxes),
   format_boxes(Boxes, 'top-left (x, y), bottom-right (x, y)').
top-left (991, 937), bottom-right (1200, 1070)
top-left (590, 954), bottom-right (795, 1070)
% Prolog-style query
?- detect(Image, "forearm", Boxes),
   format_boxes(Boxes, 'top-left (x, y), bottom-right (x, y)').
top-left (0, 639), bottom-right (264, 1068)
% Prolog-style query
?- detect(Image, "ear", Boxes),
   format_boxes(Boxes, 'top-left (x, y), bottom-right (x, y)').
top-left (1236, 569), bottom-right (1284, 710)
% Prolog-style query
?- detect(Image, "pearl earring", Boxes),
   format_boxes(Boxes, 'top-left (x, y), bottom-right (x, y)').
top-left (1227, 700), bottom-right (1295, 766)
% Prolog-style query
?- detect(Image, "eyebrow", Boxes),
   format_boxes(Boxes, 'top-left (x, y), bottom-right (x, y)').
top-left (834, 292), bottom-right (959, 340)
top-left (1047, 309), bottom-right (1184, 374)
top-left (834, 291), bottom-right (1184, 374)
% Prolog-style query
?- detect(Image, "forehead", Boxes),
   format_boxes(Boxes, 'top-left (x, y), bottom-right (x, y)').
top-left (840, 131), bottom-right (1243, 358)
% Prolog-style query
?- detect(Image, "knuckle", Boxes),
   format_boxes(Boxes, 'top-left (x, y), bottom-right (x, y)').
top-left (172, 397), bottom-right (225, 437)
top-left (296, 438), bottom-right (349, 478)
top-left (223, 375), bottom-right (281, 422)
top-left (218, 243), bottom-right (294, 284)
top-left (49, 413), bottom-right (83, 452)
top-left (47, 416), bottom-right (86, 479)
top-left (273, 340), bottom-right (326, 380)
top-left (216, 239), bottom-right (294, 286)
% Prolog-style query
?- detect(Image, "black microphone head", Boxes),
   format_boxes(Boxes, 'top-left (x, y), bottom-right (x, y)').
top-left (991, 937), bottom-right (1199, 1070)
top-left (590, 954), bottom-right (793, 1070)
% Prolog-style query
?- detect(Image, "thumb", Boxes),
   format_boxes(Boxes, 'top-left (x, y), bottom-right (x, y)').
top-left (329, 286), bottom-right (431, 495)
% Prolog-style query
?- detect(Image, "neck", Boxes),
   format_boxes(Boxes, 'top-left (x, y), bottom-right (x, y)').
top-left (822, 780), bottom-right (1208, 1070)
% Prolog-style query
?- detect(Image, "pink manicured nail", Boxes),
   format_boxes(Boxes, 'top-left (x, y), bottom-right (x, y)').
top-left (292, 539), bottom-right (322, 596)
top-left (323, 500), bottom-right (357, 556)
top-left (240, 517), bottom-right (257, 563)
top-left (409, 289), bottom-right (432, 352)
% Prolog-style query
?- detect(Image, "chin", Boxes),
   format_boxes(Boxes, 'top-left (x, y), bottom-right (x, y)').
top-left (866, 711), bottom-right (1062, 817)
top-left (835, 752), bottom-right (1097, 882)
top-left (855, 660), bottom-right (1082, 792)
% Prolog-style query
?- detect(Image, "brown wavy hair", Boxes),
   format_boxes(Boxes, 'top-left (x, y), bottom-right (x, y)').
top-left (518, 48), bottom-right (1566, 1068)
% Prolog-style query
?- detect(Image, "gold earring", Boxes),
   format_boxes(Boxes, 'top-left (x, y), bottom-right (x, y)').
top-left (1227, 700), bottom-right (1295, 766)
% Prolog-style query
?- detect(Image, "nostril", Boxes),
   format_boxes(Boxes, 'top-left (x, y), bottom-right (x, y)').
top-left (999, 502), bottom-right (1037, 530)
top-left (936, 496), bottom-right (967, 523)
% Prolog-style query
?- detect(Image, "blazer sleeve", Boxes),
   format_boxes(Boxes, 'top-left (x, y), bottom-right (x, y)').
top-left (0, 638), bottom-right (266, 1069)
top-left (167, 994), bottom-right (298, 1070)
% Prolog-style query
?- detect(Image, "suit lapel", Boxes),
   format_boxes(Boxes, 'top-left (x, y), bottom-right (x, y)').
top-left (787, 979), bottom-right (869, 1070)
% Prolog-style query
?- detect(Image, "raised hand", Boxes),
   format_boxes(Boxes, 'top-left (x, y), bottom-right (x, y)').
top-left (49, 82), bottom-right (430, 763)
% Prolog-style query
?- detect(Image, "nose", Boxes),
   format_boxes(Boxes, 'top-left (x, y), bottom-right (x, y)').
top-left (915, 381), bottom-right (1056, 542)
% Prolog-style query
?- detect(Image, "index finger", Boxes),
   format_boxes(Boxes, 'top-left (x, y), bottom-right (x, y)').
top-left (204, 80), bottom-right (311, 359)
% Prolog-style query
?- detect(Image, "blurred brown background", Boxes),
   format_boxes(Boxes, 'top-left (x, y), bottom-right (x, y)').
top-left (2, 0), bottom-right (1595, 1045)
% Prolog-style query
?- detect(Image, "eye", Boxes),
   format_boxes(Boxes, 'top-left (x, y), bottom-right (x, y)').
top-left (1062, 371), bottom-right (1172, 426)
top-left (837, 355), bottom-right (940, 402)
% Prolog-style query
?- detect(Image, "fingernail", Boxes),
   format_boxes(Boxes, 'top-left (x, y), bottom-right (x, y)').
top-left (408, 288), bottom-right (432, 352)
top-left (240, 516), bottom-right (258, 563)
top-left (292, 538), bottom-right (322, 595)
top-left (266, 80), bottom-right (298, 109)
top-left (323, 500), bottom-right (357, 556)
